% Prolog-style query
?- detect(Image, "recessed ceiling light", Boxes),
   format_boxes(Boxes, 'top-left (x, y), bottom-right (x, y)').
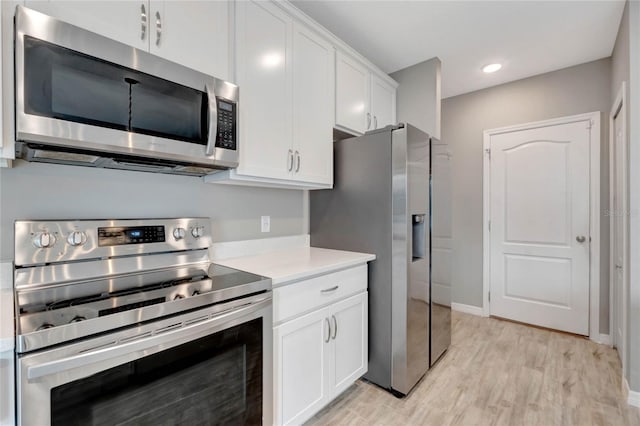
top-left (482, 63), bottom-right (502, 73)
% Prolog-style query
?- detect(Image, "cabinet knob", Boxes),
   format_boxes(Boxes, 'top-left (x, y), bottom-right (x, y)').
top-left (366, 113), bottom-right (371, 130)
top-left (374, 116), bottom-right (378, 129)
top-left (295, 151), bottom-right (300, 173)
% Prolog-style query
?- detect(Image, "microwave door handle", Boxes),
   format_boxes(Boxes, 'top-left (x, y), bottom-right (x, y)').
top-left (205, 84), bottom-right (218, 157)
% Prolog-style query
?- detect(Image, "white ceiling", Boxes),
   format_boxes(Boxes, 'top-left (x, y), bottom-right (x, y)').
top-left (291, 1), bottom-right (626, 98)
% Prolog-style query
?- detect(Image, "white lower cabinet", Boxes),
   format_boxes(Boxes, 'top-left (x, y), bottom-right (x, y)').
top-left (331, 294), bottom-right (368, 395)
top-left (274, 307), bottom-right (329, 426)
top-left (274, 289), bottom-right (368, 426)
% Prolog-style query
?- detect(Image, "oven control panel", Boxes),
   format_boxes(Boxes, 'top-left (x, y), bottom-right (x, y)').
top-left (98, 226), bottom-right (166, 246)
top-left (14, 218), bottom-right (211, 267)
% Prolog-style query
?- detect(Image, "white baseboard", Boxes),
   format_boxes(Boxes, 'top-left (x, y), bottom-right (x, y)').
top-left (451, 302), bottom-right (485, 317)
top-left (628, 384), bottom-right (640, 408)
top-left (592, 333), bottom-right (612, 346)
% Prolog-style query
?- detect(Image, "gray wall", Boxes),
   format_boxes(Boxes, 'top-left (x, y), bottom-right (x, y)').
top-left (0, 161), bottom-right (305, 262)
top-left (391, 57), bottom-right (441, 139)
top-left (441, 58), bottom-right (612, 334)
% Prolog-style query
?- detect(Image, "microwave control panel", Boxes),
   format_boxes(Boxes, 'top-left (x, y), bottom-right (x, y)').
top-left (215, 99), bottom-right (237, 151)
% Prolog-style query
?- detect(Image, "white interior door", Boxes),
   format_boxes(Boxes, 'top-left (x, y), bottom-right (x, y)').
top-left (489, 120), bottom-right (591, 335)
top-left (611, 102), bottom-right (627, 373)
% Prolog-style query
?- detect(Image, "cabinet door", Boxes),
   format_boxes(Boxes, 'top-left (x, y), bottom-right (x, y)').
top-left (329, 291), bottom-right (368, 395)
top-left (149, 1), bottom-right (230, 81)
top-left (371, 74), bottom-right (396, 130)
top-left (292, 23), bottom-right (333, 185)
top-left (274, 308), bottom-right (330, 426)
top-left (335, 51), bottom-right (369, 134)
top-left (25, 1), bottom-right (149, 50)
top-left (235, 0), bottom-right (292, 180)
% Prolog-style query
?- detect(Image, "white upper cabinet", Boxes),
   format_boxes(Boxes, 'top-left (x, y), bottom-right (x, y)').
top-left (235, 0), bottom-right (292, 181)
top-left (335, 50), bottom-right (397, 135)
top-left (149, 1), bottom-right (230, 80)
top-left (292, 23), bottom-right (333, 185)
top-left (335, 51), bottom-right (370, 134)
top-left (24, 1), bottom-right (150, 50)
top-left (25, 1), bottom-right (230, 79)
top-left (370, 74), bottom-right (396, 130)
top-left (207, 1), bottom-right (334, 189)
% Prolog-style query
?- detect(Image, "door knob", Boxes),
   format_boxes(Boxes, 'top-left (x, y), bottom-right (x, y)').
top-left (576, 235), bottom-right (586, 243)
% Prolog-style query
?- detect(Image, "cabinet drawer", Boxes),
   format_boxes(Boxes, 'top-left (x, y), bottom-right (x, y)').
top-left (273, 265), bottom-right (367, 324)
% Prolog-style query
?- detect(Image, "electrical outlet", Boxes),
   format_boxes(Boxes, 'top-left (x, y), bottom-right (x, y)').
top-left (261, 216), bottom-right (270, 233)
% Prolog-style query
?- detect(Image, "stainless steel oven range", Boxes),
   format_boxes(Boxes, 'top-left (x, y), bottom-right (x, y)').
top-left (13, 218), bottom-right (272, 425)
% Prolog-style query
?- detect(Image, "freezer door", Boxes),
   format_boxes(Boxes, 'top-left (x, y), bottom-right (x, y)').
top-left (430, 139), bottom-right (452, 365)
top-left (390, 124), bottom-right (430, 395)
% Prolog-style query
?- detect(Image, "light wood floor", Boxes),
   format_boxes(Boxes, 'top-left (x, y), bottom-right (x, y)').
top-left (306, 311), bottom-right (640, 426)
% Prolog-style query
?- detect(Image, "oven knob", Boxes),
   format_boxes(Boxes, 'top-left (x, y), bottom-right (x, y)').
top-left (173, 227), bottom-right (186, 240)
top-left (191, 226), bottom-right (205, 238)
top-left (33, 232), bottom-right (56, 249)
top-left (192, 290), bottom-right (201, 296)
top-left (67, 231), bottom-right (87, 247)
top-left (173, 294), bottom-right (185, 300)
top-left (70, 316), bottom-right (86, 323)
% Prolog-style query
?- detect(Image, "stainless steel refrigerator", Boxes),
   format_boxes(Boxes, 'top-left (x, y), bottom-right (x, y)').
top-left (310, 123), bottom-right (451, 396)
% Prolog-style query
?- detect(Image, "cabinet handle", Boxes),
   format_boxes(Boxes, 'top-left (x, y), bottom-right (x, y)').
top-left (374, 116), bottom-right (378, 129)
top-left (140, 4), bottom-right (147, 40)
top-left (366, 113), bottom-right (371, 130)
top-left (287, 149), bottom-right (293, 171)
top-left (320, 286), bottom-right (339, 293)
top-left (331, 315), bottom-right (337, 340)
top-left (155, 11), bottom-right (162, 46)
top-left (295, 150), bottom-right (300, 173)
top-left (325, 318), bottom-right (331, 343)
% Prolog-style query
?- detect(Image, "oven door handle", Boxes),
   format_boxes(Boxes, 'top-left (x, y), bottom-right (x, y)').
top-left (26, 297), bottom-right (271, 381)
top-left (204, 83), bottom-right (218, 157)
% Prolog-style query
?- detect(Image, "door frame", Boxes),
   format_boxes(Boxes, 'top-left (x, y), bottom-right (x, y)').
top-left (482, 111), bottom-right (601, 342)
top-left (609, 82), bottom-right (628, 376)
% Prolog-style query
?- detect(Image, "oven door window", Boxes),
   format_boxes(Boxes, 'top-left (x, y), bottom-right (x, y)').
top-left (50, 318), bottom-right (262, 425)
top-left (23, 36), bottom-right (208, 145)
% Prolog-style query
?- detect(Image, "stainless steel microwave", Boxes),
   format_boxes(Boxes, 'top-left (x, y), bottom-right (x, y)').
top-left (14, 6), bottom-right (238, 176)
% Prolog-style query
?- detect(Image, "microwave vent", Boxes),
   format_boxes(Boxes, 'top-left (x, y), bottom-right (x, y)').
top-left (176, 166), bottom-right (219, 175)
top-left (32, 150), bottom-right (100, 164)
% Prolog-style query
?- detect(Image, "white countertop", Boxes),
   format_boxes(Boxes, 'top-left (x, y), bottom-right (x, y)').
top-left (214, 246), bottom-right (375, 287)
